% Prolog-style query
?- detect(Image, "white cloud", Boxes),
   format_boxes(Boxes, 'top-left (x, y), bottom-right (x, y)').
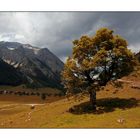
top-left (15, 34), bottom-right (25, 40)
top-left (128, 44), bottom-right (140, 53)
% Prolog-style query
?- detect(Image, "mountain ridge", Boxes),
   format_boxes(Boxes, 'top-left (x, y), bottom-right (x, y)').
top-left (0, 58), bottom-right (25, 86)
top-left (0, 41), bottom-right (64, 88)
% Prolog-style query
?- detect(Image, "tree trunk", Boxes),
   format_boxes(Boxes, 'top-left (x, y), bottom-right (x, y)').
top-left (90, 90), bottom-right (96, 111)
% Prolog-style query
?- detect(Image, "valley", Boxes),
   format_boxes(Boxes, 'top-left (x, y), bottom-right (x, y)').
top-left (0, 72), bottom-right (139, 128)
top-left (0, 41), bottom-right (139, 128)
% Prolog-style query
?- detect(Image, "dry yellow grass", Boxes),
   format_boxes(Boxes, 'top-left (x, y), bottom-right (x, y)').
top-left (0, 73), bottom-right (139, 128)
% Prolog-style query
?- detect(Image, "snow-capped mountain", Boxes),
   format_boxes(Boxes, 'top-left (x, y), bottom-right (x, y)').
top-left (0, 41), bottom-right (64, 88)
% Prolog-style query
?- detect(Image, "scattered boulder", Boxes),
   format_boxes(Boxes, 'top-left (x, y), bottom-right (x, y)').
top-left (117, 118), bottom-right (125, 124)
top-left (30, 105), bottom-right (35, 109)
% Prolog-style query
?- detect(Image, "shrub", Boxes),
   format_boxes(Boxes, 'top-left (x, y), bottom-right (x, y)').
top-left (41, 93), bottom-right (46, 100)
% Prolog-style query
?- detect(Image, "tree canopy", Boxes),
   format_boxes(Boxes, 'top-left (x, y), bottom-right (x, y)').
top-left (61, 28), bottom-right (136, 110)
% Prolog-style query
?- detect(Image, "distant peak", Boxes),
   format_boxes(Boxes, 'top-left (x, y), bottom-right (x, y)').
top-left (22, 44), bottom-right (40, 54)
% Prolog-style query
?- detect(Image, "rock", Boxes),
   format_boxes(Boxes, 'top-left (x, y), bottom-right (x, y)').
top-left (28, 118), bottom-right (31, 121)
top-left (117, 118), bottom-right (125, 124)
top-left (30, 105), bottom-right (35, 109)
top-left (28, 112), bottom-right (32, 115)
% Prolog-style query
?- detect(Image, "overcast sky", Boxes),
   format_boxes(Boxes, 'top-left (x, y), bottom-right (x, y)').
top-left (0, 12), bottom-right (140, 62)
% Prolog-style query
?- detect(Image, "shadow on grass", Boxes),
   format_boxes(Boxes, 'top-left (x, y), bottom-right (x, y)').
top-left (69, 98), bottom-right (140, 115)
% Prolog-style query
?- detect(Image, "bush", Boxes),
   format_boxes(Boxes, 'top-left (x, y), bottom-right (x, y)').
top-left (36, 92), bottom-right (40, 96)
top-left (41, 93), bottom-right (46, 100)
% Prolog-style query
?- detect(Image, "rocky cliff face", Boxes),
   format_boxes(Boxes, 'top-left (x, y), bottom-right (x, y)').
top-left (0, 58), bottom-right (24, 86)
top-left (0, 41), bottom-right (64, 88)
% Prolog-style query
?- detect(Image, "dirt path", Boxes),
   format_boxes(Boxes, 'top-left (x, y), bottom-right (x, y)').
top-left (0, 103), bottom-right (45, 112)
top-left (117, 79), bottom-right (140, 89)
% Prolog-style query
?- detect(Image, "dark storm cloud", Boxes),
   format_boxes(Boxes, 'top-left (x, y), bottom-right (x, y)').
top-left (0, 12), bottom-right (140, 62)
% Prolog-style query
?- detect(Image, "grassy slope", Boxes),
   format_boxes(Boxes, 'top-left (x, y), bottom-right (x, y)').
top-left (0, 67), bottom-right (140, 128)
top-left (0, 78), bottom-right (139, 128)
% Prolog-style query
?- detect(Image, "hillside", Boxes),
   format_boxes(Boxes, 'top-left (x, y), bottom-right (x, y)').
top-left (0, 59), bottom-right (24, 86)
top-left (0, 41), bottom-right (64, 88)
top-left (0, 69), bottom-right (139, 128)
top-left (0, 50), bottom-right (139, 128)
